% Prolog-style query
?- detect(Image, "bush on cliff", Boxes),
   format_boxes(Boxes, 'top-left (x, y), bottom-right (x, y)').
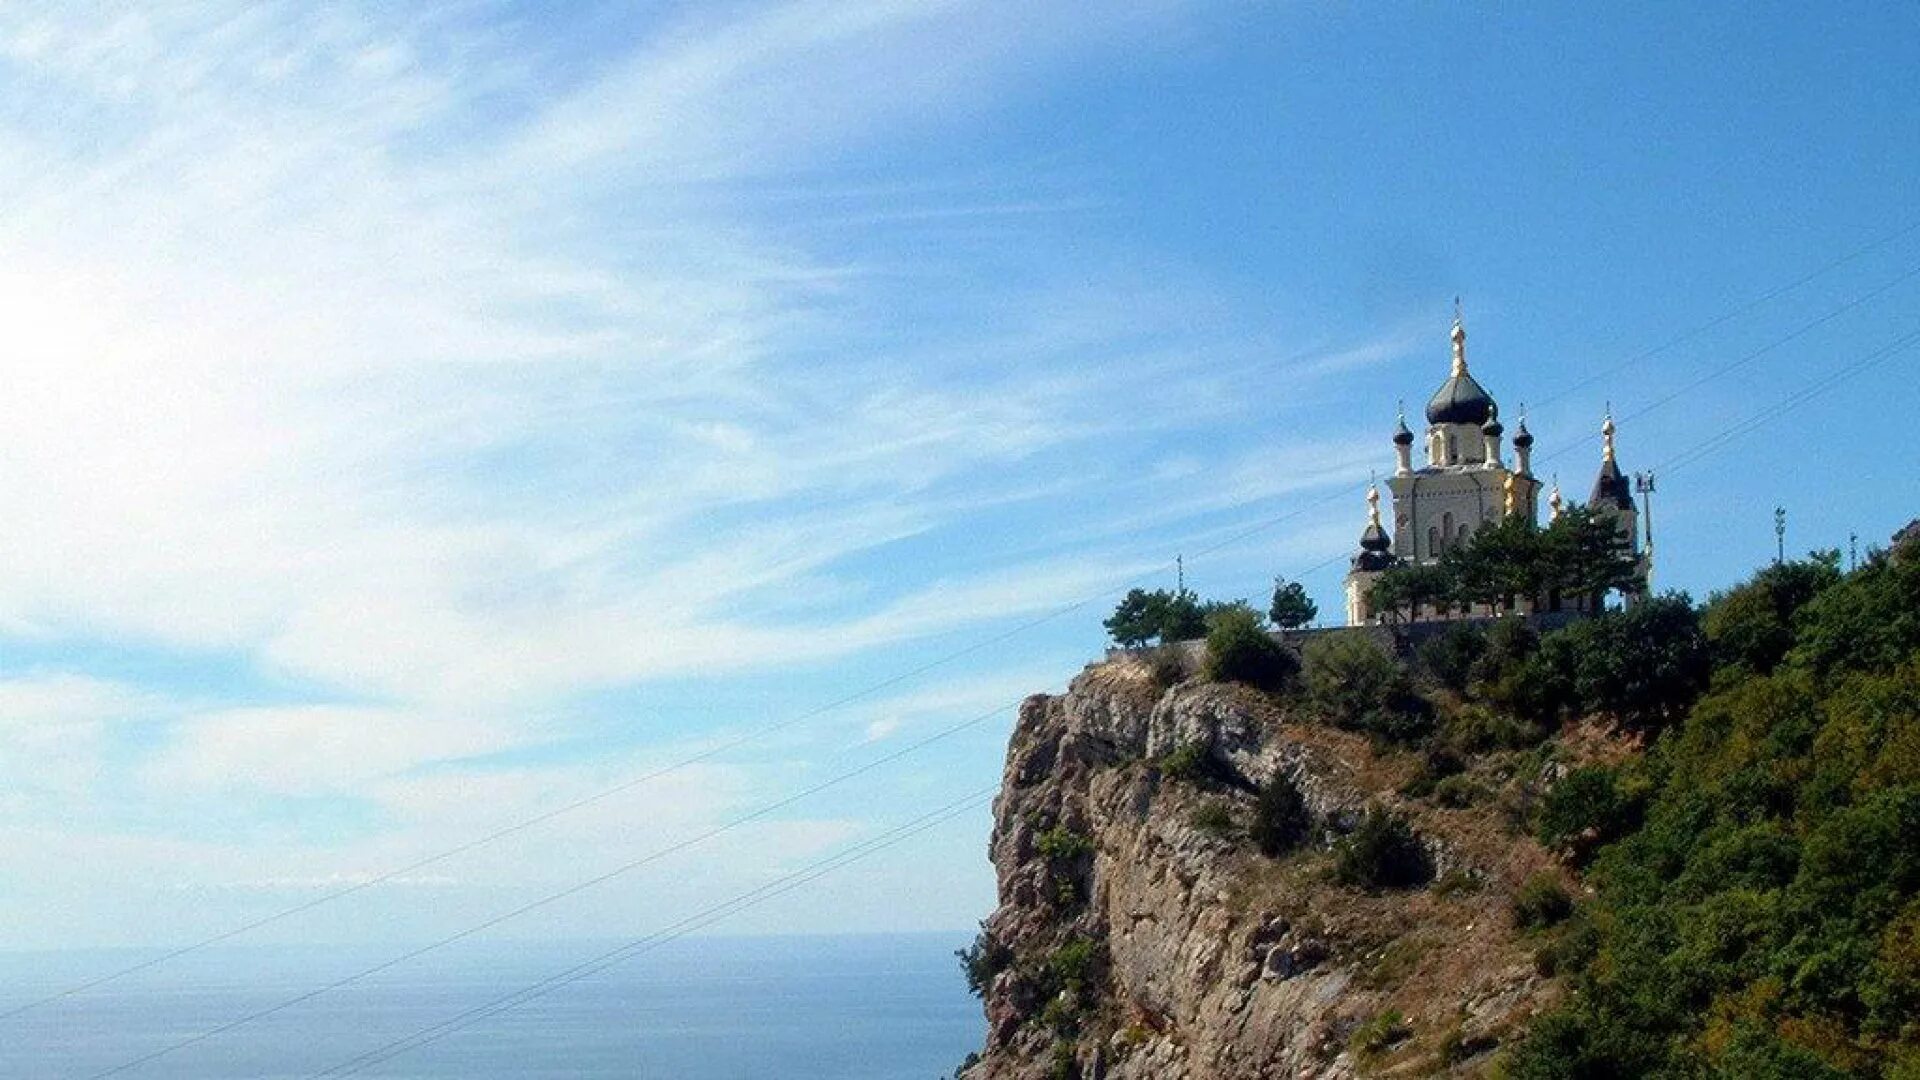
top-left (957, 924), bottom-right (1011, 998)
top-left (1251, 771), bottom-right (1312, 857)
top-left (1333, 806), bottom-right (1430, 891)
top-left (1202, 603), bottom-right (1297, 690)
top-left (1303, 633), bottom-right (1432, 745)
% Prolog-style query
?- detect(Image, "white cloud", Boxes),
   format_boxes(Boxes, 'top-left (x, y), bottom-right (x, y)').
top-left (0, 3), bottom-right (1408, 946)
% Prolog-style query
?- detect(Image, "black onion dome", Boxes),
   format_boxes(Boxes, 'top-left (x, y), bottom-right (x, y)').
top-left (1352, 514), bottom-right (1394, 571)
top-left (1426, 371), bottom-right (1496, 425)
top-left (1393, 415), bottom-right (1414, 445)
top-left (1591, 458), bottom-right (1635, 511)
top-left (1512, 420), bottom-right (1534, 448)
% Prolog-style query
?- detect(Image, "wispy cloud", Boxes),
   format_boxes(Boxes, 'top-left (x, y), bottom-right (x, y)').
top-left (0, 2), bottom-right (1407, 944)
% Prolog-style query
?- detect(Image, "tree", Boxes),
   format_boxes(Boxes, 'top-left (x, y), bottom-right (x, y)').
top-left (1269, 576), bottom-right (1319, 629)
top-left (1202, 604), bottom-right (1297, 690)
top-left (1788, 533), bottom-right (1920, 682)
top-left (1369, 561), bottom-right (1452, 624)
top-left (1570, 593), bottom-right (1711, 732)
top-left (1443, 514), bottom-right (1545, 612)
top-left (1538, 504), bottom-right (1642, 609)
top-left (1103, 587), bottom-right (1216, 647)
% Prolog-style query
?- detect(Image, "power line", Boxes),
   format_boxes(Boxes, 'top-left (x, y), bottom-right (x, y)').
top-left (78, 700), bottom-right (1022, 1080)
top-left (1654, 323), bottom-right (1920, 477)
top-left (18, 213), bottom-right (1915, 1030)
top-left (1530, 214), bottom-right (1920, 410)
top-left (304, 787), bottom-right (998, 1079)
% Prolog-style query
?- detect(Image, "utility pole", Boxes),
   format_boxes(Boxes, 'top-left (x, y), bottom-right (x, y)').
top-left (1176, 554), bottom-right (1185, 596)
top-left (1634, 471), bottom-right (1656, 553)
top-left (1774, 506), bottom-right (1786, 565)
top-left (1635, 471), bottom-right (1656, 591)
top-left (1850, 533), bottom-right (1859, 572)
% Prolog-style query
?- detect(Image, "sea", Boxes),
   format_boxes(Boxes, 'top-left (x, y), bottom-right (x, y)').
top-left (0, 933), bottom-right (982, 1079)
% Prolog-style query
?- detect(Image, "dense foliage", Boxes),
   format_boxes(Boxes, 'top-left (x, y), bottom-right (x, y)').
top-left (1103, 587), bottom-right (1227, 647)
top-left (1251, 771), bottom-right (1312, 857)
top-left (1368, 505), bottom-right (1642, 620)
top-left (1333, 806), bottom-right (1431, 891)
top-left (1269, 576), bottom-right (1319, 629)
top-left (1302, 633), bottom-right (1432, 745)
top-left (1507, 535), bottom-right (1920, 1078)
top-left (1202, 603), bottom-right (1298, 689)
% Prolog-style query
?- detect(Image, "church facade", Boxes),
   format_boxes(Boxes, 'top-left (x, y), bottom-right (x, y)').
top-left (1343, 313), bottom-right (1649, 625)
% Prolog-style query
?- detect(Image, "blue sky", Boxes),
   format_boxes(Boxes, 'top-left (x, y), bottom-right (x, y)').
top-left (0, 1), bottom-right (1915, 953)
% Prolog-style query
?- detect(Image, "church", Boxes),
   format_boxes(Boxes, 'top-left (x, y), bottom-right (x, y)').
top-left (1343, 312), bottom-right (1649, 625)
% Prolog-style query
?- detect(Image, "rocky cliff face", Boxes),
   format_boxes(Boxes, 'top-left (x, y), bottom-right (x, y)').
top-left (961, 655), bottom-right (1564, 1079)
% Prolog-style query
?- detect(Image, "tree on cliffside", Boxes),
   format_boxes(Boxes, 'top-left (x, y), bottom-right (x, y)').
top-left (1104, 587), bottom-right (1218, 647)
top-left (1269, 576), bottom-right (1318, 629)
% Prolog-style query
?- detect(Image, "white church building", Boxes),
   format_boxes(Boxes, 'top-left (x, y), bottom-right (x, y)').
top-left (1343, 312), bottom-right (1648, 626)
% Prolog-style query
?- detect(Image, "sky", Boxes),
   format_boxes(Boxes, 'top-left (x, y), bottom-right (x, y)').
top-left (0, 0), bottom-right (1915, 964)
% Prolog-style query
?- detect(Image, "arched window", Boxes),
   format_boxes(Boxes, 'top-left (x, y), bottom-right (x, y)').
top-left (1441, 512), bottom-right (1454, 545)
top-left (1427, 526), bottom-right (1440, 558)
top-left (1459, 522), bottom-right (1471, 545)
top-left (1446, 433), bottom-right (1457, 462)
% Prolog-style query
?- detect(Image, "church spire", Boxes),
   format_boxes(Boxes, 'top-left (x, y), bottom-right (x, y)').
top-left (1548, 475), bottom-right (1563, 521)
top-left (1601, 404), bottom-right (1617, 464)
top-left (1450, 298), bottom-right (1468, 377)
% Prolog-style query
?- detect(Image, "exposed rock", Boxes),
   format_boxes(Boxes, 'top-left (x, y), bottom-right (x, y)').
top-left (959, 657), bottom-right (1562, 1080)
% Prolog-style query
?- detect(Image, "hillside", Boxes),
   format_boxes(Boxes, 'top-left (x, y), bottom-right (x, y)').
top-left (956, 524), bottom-right (1920, 1079)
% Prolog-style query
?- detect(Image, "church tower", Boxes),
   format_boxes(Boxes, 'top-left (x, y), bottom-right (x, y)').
top-left (1344, 308), bottom-right (1541, 624)
top-left (1343, 482), bottom-right (1396, 624)
top-left (1588, 409), bottom-right (1651, 600)
top-left (1382, 311), bottom-right (1538, 562)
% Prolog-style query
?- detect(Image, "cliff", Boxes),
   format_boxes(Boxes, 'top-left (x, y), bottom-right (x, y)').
top-left (960, 654), bottom-right (1567, 1079)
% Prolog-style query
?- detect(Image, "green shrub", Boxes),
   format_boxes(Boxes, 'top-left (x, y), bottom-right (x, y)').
top-left (1349, 1009), bottom-right (1408, 1060)
top-left (1432, 774), bottom-right (1486, 809)
top-left (1190, 800), bottom-right (1235, 836)
top-left (1433, 867), bottom-right (1481, 897)
top-left (1401, 746), bottom-right (1465, 800)
top-left (1303, 633), bottom-right (1433, 745)
top-left (1048, 1041), bottom-right (1078, 1080)
top-left (1202, 603), bottom-right (1297, 690)
top-left (1511, 873), bottom-right (1574, 930)
top-left (1047, 937), bottom-right (1101, 997)
top-left (1159, 741), bottom-right (1209, 783)
top-left (1438, 702), bottom-right (1543, 754)
top-left (1334, 807), bottom-right (1431, 891)
top-left (1251, 771), bottom-right (1312, 857)
top-left (956, 924), bottom-right (1011, 998)
top-left (1535, 765), bottom-right (1636, 856)
top-left (1419, 623), bottom-right (1487, 694)
top-left (1036, 825), bottom-right (1092, 863)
